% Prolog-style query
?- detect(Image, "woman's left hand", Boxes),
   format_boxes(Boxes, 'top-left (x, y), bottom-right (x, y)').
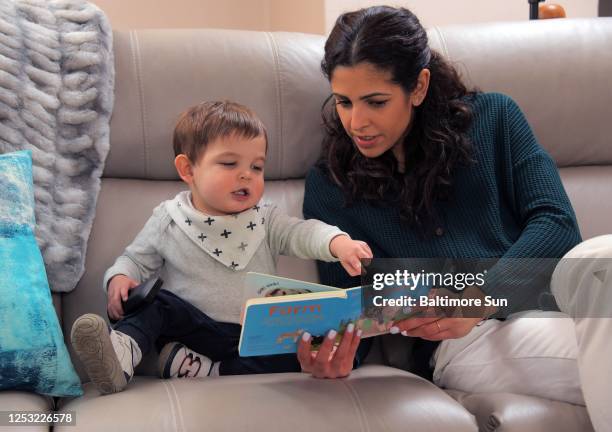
top-left (392, 315), bottom-right (483, 341)
top-left (297, 324), bottom-right (361, 378)
top-left (392, 285), bottom-right (497, 341)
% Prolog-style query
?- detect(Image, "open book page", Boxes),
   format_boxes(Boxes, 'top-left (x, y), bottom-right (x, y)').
top-left (243, 272), bottom-right (342, 302)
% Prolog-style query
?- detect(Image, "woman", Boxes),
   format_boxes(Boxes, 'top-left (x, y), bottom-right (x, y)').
top-left (296, 6), bottom-right (610, 431)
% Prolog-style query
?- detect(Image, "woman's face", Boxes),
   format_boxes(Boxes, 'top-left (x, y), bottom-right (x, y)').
top-left (330, 62), bottom-right (429, 165)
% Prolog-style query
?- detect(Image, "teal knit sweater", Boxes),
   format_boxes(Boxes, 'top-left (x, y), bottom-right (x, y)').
top-left (303, 92), bottom-right (581, 317)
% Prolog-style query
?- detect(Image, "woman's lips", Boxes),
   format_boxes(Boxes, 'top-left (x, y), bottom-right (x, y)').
top-left (353, 135), bottom-right (381, 149)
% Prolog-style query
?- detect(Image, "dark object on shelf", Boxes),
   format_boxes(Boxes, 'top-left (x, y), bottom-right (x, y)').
top-left (600, 0), bottom-right (612, 17)
top-left (529, 0), bottom-right (546, 19)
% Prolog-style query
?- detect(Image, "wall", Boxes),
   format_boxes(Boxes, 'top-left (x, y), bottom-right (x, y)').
top-left (92, 0), bottom-right (598, 34)
top-left (91, 0), bottom-right (267, 30)
top-left (92, 0), bottom-right (325, 33)
top-left (324, 0), bottom-right (599, 32)
top-left (269, 0), bottom-right (326, 34)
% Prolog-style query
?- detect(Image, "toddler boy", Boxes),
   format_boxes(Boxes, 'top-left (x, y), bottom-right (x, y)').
top-left (71, 101), bottom-right (372, 394)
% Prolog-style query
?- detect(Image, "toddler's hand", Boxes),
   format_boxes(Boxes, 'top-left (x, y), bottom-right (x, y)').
top-left (107, 274), bottom-right (139, 321)
top-left (329, 235), bottom-right (373, 277)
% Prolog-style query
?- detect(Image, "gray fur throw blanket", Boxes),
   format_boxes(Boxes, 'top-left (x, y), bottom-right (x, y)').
top-left (0, 0), bottom-right (113, 292)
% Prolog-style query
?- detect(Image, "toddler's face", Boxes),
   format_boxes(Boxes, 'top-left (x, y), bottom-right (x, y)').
top-left (188, 134), bottom-right (266, 215)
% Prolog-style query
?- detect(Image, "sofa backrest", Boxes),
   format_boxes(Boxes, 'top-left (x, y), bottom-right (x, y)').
top-left (62, 18), bottom-right (612, 379)
top-left (427, 18), bottom-right (612, 241)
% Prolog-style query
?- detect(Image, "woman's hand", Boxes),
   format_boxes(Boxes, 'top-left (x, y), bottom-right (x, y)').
top-left (391, 286), bottom-right (497, 341)
top-left (107, 274), bottom-right (139, 321)
top-left (297, 323), bottom-right (361, 378)
top-left (392, 315), bottom-right (483, 341)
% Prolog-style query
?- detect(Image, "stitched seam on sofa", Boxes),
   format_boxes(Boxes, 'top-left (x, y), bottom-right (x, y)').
top-left (432, 26), bottom-right (451, 61)
top-left (162, 379), bottom-right (185, 432)
top-left (168, 380), bottom-right (187, 432)
top-left (340, 379), bottom-right (371, 432)
top-left (131, 30), bottom-right (149, 178)
top-left (265, 32), bottom-right (283, 179)
top-left (443, 356), bottom-right (579, 369)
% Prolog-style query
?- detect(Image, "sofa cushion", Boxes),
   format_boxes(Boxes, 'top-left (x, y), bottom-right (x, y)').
top-left (559, 166), bottom-right (612, 240)
top-left (106, 30), bottom-right (329, 181)
top-left (0, 150), bottom-right (82, 397)
top-left (0, 391), bottom-right (54, 431)
top-left (449, 391), bottom-right (594, 432)
top-left (56, 366), bottom-right (477, 432)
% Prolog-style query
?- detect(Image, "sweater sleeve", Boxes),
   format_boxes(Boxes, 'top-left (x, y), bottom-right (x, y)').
top-left (303, 167), bottom-right (361, 289)
top-left (265, 203), bottom-right (345, 262)
top-left (102, 204), bottom-right (166, 291)
top-left (483, 95), bottom-right (582, 316)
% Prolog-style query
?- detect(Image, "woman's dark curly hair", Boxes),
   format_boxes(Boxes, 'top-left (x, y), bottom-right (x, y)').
top-left (320, 6), bottom-right (477, 231)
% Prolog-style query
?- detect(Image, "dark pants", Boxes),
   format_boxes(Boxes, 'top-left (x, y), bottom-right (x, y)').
top-left (113, 289), bottom-right (301, 375)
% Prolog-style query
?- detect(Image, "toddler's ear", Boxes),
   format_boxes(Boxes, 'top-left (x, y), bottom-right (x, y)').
top-left (174, 154), bottom-right (194, 184)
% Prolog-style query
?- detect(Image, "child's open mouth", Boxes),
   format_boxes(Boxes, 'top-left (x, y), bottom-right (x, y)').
top-left (232, 188), bottom-right (250, 200)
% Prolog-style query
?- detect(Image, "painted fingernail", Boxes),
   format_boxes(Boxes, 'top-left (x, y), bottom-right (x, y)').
top-left (356, 329), bottom-right (362, 338)
top-left (347, 323), bottom-right (354, 333)
top-left (401, 331), bottom-right (408, 336)
top-left (302, 332), bottom-right (311, 342)
top-left (389, 326), bottom-right (400, 334)
top-left (328, 329), bottom-right (337, 339)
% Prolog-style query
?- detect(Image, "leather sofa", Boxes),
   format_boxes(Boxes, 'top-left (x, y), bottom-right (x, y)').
top-left (2, 17), bottom-right (610, 432)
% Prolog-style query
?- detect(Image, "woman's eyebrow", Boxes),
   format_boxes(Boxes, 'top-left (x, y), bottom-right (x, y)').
top-left (332, 92), bottom-right (391, 99)
top-left (360, 92), bottom-right (391, 99)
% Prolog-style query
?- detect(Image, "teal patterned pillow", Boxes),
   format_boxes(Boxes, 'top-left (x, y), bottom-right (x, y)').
top-left (0, 150), bottom-right (82, 397)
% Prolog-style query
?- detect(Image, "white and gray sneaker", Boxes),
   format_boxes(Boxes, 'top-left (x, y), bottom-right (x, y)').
top-left (158, 342), bottom-right (214, 379)
top-left (71, 313), bottom-right (142, 395)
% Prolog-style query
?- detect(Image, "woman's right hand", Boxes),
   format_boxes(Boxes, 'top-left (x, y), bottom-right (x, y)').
top-left (297, 324), bottom-right (361, 378)
top-left (107, 274), bottom-right (139, 321)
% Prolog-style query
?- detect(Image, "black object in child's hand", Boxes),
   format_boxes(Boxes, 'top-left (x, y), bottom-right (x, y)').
top-left (122, 277), bottom-right (164, 315)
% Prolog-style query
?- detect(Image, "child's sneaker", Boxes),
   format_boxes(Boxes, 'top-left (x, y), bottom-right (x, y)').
top-left (158, 342), bottom-right (213, 379)
top-left (71, 313), bottom-right (142, 395)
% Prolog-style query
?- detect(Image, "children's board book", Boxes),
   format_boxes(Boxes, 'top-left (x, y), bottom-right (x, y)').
top-left (239, 272), bottom-right (428, 357)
